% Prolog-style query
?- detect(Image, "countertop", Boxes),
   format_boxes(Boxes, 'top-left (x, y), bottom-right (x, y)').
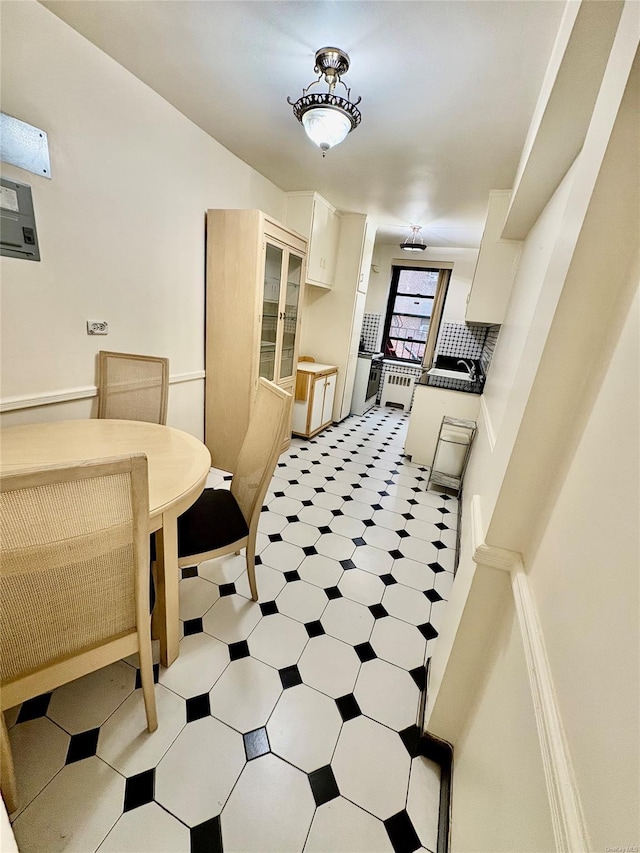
top-left (296, 361), bottom-right (338, 375)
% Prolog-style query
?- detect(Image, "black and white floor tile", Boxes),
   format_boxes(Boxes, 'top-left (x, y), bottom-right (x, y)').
top-left (6, 407), bottom-right (458, 853)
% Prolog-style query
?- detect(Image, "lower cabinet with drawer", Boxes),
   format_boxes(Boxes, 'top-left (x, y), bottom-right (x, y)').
top-left (292, 361), bottom-right (338, 438)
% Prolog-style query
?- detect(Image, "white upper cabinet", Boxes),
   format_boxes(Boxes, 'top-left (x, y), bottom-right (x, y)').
top-left (285, 191), bottom-right (340, 289)
top-left (465, 190), bottom-right (522, 325)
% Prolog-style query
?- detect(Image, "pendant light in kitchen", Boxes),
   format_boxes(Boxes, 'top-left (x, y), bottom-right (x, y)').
top-left (400, 225), bottom-right (427, 252)
top-left (288, 47), bottom-right (362, 156)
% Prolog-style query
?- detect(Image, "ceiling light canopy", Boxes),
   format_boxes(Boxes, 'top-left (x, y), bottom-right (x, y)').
top-left (288, 47), bottom-right (361, 156)
top-left (400, 225), bottom-right (427, 252)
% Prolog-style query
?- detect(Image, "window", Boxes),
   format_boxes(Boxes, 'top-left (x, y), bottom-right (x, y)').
top-left (382, 266), bottom-right (450, 364)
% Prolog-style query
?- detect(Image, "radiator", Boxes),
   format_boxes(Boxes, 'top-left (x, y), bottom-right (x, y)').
top-left (380, 371), bottom-right (415, 410)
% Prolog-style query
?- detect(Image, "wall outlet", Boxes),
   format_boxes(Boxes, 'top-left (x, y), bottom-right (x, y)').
top-left (87, 320), bottom-right (108, 335)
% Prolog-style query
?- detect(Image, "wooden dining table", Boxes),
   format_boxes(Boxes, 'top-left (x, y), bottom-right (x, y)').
top-left (0, 418), bottom-right (211, 667)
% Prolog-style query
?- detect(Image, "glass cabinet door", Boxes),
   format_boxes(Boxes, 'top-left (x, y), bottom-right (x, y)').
top-left (277, 251), bottom-right (303, 381)
top-left (259, 242), bottom-right (283, 381)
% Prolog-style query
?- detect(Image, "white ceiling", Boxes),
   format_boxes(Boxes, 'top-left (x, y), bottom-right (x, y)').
top-left (41, 0), bottom-right (565, 247)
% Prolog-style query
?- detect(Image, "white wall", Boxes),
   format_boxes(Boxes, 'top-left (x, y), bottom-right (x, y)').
top-left (465, 163), bottom-right (575, 529)
top-left (526, 277), bottom-right (639, 850)
top-left (427, 10), bottom-right (640, 851)
top-left (0, 1), bottom-right (285, 438)
top-left (366, 244), bottom-right (479, 348)
top-left (451, 600), bottom-right (556, 853)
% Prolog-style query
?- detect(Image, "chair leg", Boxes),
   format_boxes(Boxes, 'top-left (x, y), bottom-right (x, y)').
top-left (137, 620), bottom-right (158, 733)
top-left (150, 559), bottom-right (159, 641)
top-left (1, 713), bottom-right (18, 814)
top-left (246, 536), bottom-right (258, 602)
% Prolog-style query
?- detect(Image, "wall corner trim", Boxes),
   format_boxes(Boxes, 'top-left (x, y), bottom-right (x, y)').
top-left (470, 494), bottom-right (519, 572)
top-left (480, 394), bottom-right (496, 450)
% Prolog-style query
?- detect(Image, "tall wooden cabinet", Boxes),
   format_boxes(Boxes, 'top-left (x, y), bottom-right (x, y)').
top-left (205, 209), bottom-right (307, 472)
top-left (299, 213), bottom-right (377, 422)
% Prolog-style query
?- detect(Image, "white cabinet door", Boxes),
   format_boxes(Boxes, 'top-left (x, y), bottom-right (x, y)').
top-left (356, 219), bottom-right (377, 293)
top-left (322, 372), bottom-right (336, 425)
top-left (310, 198), bottom-right (339, 288)
top-left (465, 191), bottom-right (521, 324)
top-left (285, 192), bottom-right (339, 289)
top-left (309, 376), bottom-right (325, 435)
top-left (338, 290), bottom-right (367, 421)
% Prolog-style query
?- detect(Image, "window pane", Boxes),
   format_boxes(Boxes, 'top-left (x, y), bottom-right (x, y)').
top-left (393, 294), bottom-right (433, 317)
top-left (389, 318), bottom-right (429, 343)
top-left (397, 269), bottom-right (438, 296)
top-left (383, 266), bottom-right (448, 365)
top-left (388, 340), bottom-right (426, 361)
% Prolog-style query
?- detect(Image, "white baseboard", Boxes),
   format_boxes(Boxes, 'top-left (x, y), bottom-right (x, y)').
top-left (0, 371), bottom-right (205, 413)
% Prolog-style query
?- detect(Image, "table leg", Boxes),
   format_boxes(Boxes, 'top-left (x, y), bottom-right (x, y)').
top-left (154, 515), bottom-right (180, 667)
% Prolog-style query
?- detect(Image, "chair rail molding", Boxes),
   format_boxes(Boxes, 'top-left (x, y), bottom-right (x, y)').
top-left (0, 371), bottom-right (206, 413)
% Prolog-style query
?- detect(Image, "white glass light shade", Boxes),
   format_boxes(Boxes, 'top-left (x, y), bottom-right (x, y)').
top-left (302, 107), bottom-right (352, 151)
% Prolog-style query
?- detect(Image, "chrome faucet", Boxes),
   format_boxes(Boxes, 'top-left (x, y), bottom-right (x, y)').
top-left (457, 359), bottom-right (476, 380)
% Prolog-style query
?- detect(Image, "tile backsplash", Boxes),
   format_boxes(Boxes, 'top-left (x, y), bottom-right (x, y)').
top-left (435, 322), bottom-right (501, 378)
top-left (480, 325), bottom-right (500, 374)
top-left (436, 323), bottom-right (487, 358)
top-left (360, 313), bottom-right (381, 352)
top-left (358, 314), bottom-right (501, 403)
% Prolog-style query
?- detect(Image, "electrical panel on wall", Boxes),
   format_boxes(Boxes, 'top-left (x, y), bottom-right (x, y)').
top-left (1, 178), bottom-right (41, 261)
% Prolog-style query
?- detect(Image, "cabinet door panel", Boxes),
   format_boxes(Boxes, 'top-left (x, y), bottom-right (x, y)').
top-left (309, 200), bottom-right (329, 284)
top-left (278, 251), bottom-right (303, 381)
top-left (322, 373), bottom-right (336, 425)
top-left (309, 376), bottom-right (325, 434)
top-left (259, 242), bottom-right (283, 381)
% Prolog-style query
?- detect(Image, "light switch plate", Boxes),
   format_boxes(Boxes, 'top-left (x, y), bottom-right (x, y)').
top-left (87, 320), bottom-right (108, 335)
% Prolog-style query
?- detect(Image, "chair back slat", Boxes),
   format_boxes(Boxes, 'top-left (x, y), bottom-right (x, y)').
top-left (231, 379), bottom-right (291, 528)
top-left (98, 351), bottom-right (169, 424)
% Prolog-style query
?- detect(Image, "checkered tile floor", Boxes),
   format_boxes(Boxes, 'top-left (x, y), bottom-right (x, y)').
top-left (6, 407), bottom-right (457, 853)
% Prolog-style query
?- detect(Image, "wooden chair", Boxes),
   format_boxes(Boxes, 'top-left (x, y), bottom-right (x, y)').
top-left (0, 454), bottom-right (158, 813)
top-left (177, 378), bottom-right (291, 600)
top-left (97, 350), bottom-right (169, 424)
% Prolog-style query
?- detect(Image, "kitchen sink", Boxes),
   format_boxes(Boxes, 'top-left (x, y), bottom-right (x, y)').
top-left (427, 368), bottom-right (473, 381)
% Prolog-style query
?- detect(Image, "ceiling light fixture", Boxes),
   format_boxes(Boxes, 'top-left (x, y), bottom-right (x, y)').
top-left (400, 225), bottom-right (427, 252)
top-left (288, 47), bottom-right (361, 156)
